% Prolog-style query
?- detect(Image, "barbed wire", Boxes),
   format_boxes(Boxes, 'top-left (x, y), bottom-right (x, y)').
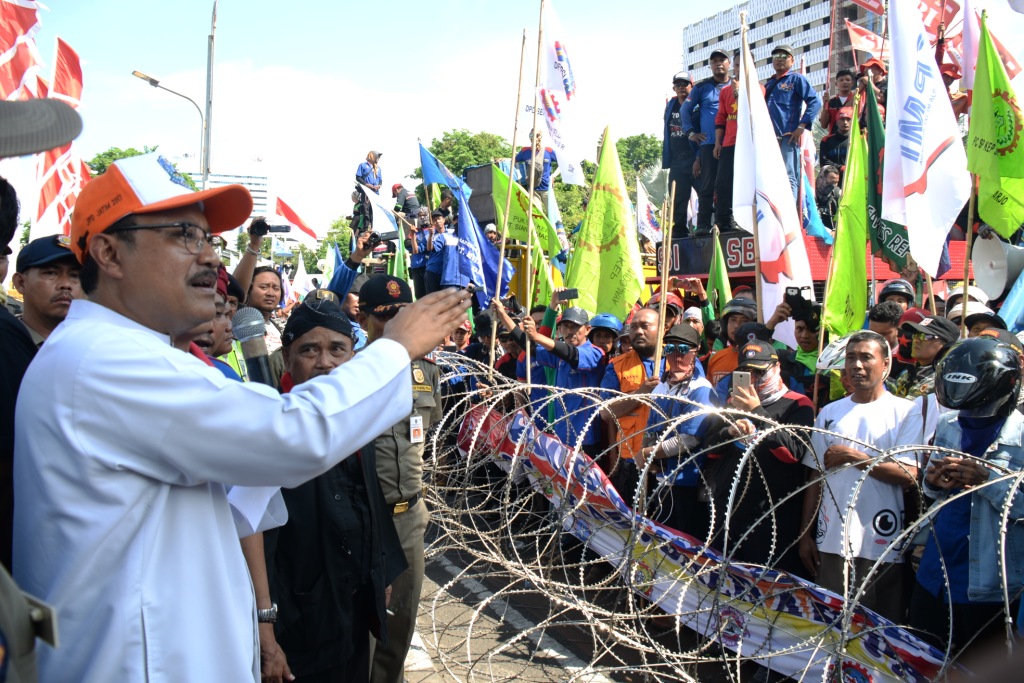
top-left (416, 351), bottom-right (1024, 682)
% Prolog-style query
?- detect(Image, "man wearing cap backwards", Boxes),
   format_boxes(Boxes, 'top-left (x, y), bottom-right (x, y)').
top-left (764, 43), bottom-right (821, 199)
top-left (354, 275), bottom-right (443, 683)
top-left (682, 48), bottom-right (731, 235)
top-left (524, 302), bottom-right (606, 455)
top-left (702, 339), bottom-right (814, 575)
top-left (800, 330), bottom-right (923, 622)
top-left (636, 323), bottom-right (717, 536)
top-left (12, 152), bottom-right (470, 682)
top-left (662, 71), bottom-right (698, 234)
top-left (11, 234), bottom-right (82, 347)
top-left (263, 296), bottom-right (407, 683)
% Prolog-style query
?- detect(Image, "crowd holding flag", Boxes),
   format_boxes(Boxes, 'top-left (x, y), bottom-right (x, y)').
top-left (881, 0), bottom-right (971, 280)
top-left (564, 126), bottom-right (643, 321)
top-left (966, 11), bottom-right (1024, 238)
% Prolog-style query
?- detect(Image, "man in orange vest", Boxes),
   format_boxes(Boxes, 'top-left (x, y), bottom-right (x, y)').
top-left (706, 296), bottom-right (757, 385)
top-left (600, 308), bottom-right (661, 504)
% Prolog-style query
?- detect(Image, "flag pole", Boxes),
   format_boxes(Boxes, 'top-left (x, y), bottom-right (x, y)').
top-left (740, 13), bottom-right (764, 323)
top-left (488, 29), bottom-right (529, 378)
top-left (960, 176), bottom-right (977, 337)
top-left (813, 246), bottom-right (836, 415)
top-left (653, 182), bottom-right (676, 373)
top-left (524, 0), bottom-right (545, 387)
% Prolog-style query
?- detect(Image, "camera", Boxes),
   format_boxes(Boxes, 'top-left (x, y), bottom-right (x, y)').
top-left (250, 217), bottom-right (291, 237)
top-left (366, 232), bottom-right (382, 249)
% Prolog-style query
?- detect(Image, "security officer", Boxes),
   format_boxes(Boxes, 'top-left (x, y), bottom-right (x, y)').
top-left (11, 234), bottom-right (82, 346)
top-left (356, 275), bottom-right (442, 683)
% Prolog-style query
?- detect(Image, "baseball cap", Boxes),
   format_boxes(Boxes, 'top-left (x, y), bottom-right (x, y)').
top-left (722, 296), bottom-right (758, 323)
top-left (735, 321), bottom-right (774, 345)
top-left (485, 223), bottom-right (498, 233)
top-left (16, 234), bottom-right (77, 272)
top-left (837, 107), bottom-right (854, 120)
top-left (558, 306), bottom-right (590, 327)
top-left (672, 71), bottom-right (692, 85)
top-left (358, 274), bottom-right (413, 314)
top-left (905, 315), bottom-right (960, 345)
top-left (0, 99), bottom-right (82, 160)
top-left (977, 327), bottom-right (1024, 354)
top-left (772, 44), bottom-right (795, 58)
top-left (663, 323), bottom-right (701, 347)
top-left (70, 152), bottom-right (253, 264)
top-left (964, 311), bottom-right (1007, 331)
top-left (431, 209), bottom-right (445, 218)
top-left (709, 49), bottom-right (730, 61)
top-left (682, 306), bottom-right (702, 322)
top-left (647, 290), bottom-right (684, 314)
top-left (939, 63), bottom-right (962, 79)
top-left (898, 307), bottom-right (930, 332)
top-left (861, 57), bottom-right (887, 74)
top-left (226, 273), bottom-right (246, 302)
top-left (457, 319), bottom-right (472, 332)
top-left (737, 340), bottom-right (779, 370)
top-left (216, 265), bottom-right (230, 300)
top-left (391, 183), bottom-right (403, 196)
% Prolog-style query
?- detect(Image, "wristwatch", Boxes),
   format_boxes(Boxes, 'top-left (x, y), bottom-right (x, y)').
top-left (257, 603), bottom-right (278, 624)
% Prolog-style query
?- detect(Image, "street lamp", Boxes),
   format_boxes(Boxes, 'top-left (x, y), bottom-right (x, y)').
top-left (131, 70), bottom-right (206, 187)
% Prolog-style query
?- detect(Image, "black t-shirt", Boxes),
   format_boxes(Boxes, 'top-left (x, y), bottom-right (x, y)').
top-left (819, 133), bottom-right (850, 171)
top-left (667, 100), bottom-right (694, 164)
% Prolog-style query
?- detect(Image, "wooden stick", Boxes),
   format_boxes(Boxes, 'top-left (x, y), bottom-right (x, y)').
top-left (488, 29), bottom-right (529, 379)
top-left (960, 175), bottom-right (976, 338)
top-left (653, 181), bottom-right (677, 374)
top-left (524, 0), bottom-right (545, 387)
top-left (926, 272), bottom-right (938, 316)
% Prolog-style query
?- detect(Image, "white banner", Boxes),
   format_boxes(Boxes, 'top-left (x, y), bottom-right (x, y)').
top-left (635, 180), bottom-right (662, 243)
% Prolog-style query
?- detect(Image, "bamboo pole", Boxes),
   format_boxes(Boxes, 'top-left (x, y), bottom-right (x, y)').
top-left (488, 29), bottom-right (529, 379)
top-left (960, 176), bottom-right (977, 338)
top-left (524, 0), bottom-right (545, 387)
top-left (652, 182), bottom-right (677, 374)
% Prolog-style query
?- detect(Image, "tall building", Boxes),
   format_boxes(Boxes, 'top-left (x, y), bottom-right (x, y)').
top-left (682, 0), bottom-right (885, 94)
top-left (184, 170), bottom-right (270, 218)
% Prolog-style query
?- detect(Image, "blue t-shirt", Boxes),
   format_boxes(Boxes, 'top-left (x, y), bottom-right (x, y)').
top-left (514, 146), bottom-right (557, 191)
top-left (681, 78), bottom-right (728, 146)
top-left (438, 229), bottom-right (466, 287)
top-left (410, 230), bottom-right (429, 269)
top-left (645, 378), bottom-right (716, 486)
top-left (424, 231), bottom-right (446, 274)
top-left (917, 414), bottom-right (1006, 603)
top-left (535, 340), bottom-right (605, 445)
top-left (356, 161), bottom-right (381, 189)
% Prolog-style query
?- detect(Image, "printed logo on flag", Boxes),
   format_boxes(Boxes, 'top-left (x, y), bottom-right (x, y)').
top-left (993, 90), bottom-right (1022, 155)
top-left (553, 41), bottom-right (576, 100)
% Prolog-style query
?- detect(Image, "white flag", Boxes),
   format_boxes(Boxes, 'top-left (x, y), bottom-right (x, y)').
top-left (290, 252), bottom-right (315, 302)
top-left (881, 0), bottom-right (971, 278)
top-left (960, 0), bottom-right (981, 91)
top-left (526, 0), bottom-right (589, 186)
top-left (733, 30), bottom-right (814, 349)
top-left (635, 180), bottom-right (662, 243)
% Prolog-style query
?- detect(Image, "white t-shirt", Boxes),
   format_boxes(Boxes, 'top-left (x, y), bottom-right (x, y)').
top-left (804, 392), bottom-right (923, 562)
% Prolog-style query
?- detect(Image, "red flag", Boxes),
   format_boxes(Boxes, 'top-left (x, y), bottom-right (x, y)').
top-left (850, 0), bottom-right (884, 15)
top-left (275, 198), bottom-right (319, 245)
top-left (0, 0), bottom-right (42, 99)
top-left (844, 19), bottom-right (890, 61)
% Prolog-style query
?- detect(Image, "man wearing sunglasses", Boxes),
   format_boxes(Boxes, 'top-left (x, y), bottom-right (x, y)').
top-left (763, 43), bottom-right (821, 199)
top-left (13, 153), bottom-right (470, 682)
top-left (902, 315), bottom-right (960, 441)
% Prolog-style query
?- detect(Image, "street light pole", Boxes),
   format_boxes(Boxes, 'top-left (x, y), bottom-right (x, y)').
top-left (203, 0), bottom-right (219, 192)
top-left (131, 70), bottom-right (205, 182)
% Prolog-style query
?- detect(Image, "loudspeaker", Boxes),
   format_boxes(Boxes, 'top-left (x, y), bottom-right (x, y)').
top-left (464, 163), bottom-right (496, 226)
top-left (972, 236), bottom-right (1024, 299)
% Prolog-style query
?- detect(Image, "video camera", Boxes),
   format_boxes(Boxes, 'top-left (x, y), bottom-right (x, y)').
top-left (250, 216), bottom-right (291, 237)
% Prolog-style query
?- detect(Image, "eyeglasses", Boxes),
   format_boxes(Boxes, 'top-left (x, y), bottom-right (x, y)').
top-left (663, 343), bottom-right (694, 356)
top-left (913, 333), bottom-right (941, 342)
top-left (109, 222), bottom-right (221, 255)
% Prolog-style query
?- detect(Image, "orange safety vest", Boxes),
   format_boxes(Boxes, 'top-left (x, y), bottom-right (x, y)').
top-left (707, 346), bottom-right (739, 387)
top-left (609, 349), bottom-right (651, 461)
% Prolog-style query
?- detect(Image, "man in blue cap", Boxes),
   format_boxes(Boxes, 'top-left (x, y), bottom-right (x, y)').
top-left (12, 234), bottom-right (82, 347)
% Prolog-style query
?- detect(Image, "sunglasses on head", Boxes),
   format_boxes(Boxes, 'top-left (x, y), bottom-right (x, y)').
top-left (663, 343), bottom-right (694, 356)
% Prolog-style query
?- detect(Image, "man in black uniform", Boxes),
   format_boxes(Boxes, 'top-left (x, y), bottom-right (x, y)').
top-left (662, 71), bottom-right (697, 235)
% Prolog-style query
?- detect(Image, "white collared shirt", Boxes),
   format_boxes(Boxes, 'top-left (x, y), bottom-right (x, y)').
top-left (13, 299), bottom-right (412, 682)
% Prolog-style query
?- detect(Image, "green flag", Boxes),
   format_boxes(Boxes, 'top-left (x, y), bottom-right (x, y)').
top-left (967, 12), bottom-right (1024, 238)
top-left (490, 165), bottom-right (562, 256)
top-left (564, 127), bottom-right (644, 320)
top-left (707, 229), bottom-right (732, 316)
top-left (387, 223), bottom-right (410, 285)
top-left (865, 85), bottom-right (912, 273)
top-left (823, 109), bottom-right (869, 339)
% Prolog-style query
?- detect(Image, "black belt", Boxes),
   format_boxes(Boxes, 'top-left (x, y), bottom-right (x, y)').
top-left (391, 493), bottom-right (420, 515)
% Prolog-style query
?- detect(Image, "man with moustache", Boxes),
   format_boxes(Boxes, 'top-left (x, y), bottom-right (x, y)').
top-left (12, 153), bottom-right (470, 683)
top-left (11, 234), bottom-right (82, 346)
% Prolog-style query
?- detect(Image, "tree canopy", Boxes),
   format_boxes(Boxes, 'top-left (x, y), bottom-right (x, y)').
top-left (414, 129), bottom-right (513, 180)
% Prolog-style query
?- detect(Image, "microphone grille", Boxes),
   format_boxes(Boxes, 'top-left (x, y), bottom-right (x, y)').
top-left (232, 306), bottom-right (267, 343)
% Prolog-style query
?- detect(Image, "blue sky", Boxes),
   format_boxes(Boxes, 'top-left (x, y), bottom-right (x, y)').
top-left (11, 0), bottom-right (1024, 233)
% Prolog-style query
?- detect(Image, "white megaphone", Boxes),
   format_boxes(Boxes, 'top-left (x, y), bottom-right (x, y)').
top-left (972, 236), bottom-right (1024, 300)
top-left (316, 259), bottom-right (327, 272)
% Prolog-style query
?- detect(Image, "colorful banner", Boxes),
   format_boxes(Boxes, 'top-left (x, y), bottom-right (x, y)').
top-left (456, 405), bottom-right (950, 683)
top-left (636, 180), bottom-right (662, 244)
top-left (490, 165), bottom-right (561, 256)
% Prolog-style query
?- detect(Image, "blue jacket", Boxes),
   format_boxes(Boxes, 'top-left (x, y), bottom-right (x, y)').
top-left (662, 99), bottom-right (700, 168)
top-left (763, 70), bottom-right (821, 137)
top-left (645, 377), bottom-right (716, 486)
top-left (681, 78), bottom-right (728, 147)
top-left (924, 410), bottom-right (1024, 602)
top-left (535, 340), bottom-right (605, 446)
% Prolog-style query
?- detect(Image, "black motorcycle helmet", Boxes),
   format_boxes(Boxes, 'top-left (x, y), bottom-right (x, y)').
top-left (879, 278), bottom-right (916, 305)
top-left (936, 337), bottom-right (1023, 417)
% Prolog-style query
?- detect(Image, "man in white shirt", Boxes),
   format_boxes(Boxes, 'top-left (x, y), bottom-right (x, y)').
top-left (799, 330), bottom-right (922, 623)
top-left (12, 153), bottom-right (470, 683)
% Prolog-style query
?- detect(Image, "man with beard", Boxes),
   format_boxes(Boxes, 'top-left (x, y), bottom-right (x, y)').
top-left (800, 330), bottom-right (922, 623)
top-left (11, 234), bottom-right (82, 346)
top-left (635, 324), bottom-right (716, 537)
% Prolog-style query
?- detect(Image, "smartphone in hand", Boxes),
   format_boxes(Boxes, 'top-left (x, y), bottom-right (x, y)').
top-left (556, 288), bottom-right (579, 302)
top-left (733, 370), bottom-right (752, 393)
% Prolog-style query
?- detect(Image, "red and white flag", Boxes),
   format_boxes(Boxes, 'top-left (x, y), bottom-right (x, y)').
top-left (882, 0), bottom-right (970, 278)
top-left (34, 37), bottom-right (88, 238)
top-left (844, 19), bottom-right (890, 61)
top-left (274, 197), bottom-right (319, 248)
top-left (850, 0), bottom-right (884, 16)
top-left (0, 0), bottom-right (43, 100)
top-left (733, 27), bottom-right (814, 349)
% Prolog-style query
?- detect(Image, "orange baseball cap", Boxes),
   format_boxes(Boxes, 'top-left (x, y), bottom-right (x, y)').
top-left (70, 152), bottom-right (253, 263)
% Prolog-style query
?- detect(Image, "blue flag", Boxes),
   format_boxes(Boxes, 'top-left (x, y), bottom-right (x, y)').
top-left (801, 173), bottom-right (833, 245)
top-left (418, 143), bottom-right (473, 200)
top-left (998, 269), bottom-right (1024, 333)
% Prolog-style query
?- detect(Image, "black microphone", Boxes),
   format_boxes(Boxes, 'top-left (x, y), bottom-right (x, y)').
top-left (231, 307), bottom-right (278, 389)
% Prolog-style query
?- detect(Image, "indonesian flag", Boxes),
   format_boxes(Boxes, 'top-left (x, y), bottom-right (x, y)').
top-left (844, 19), bottom-right (890, 61)
top-left (882, 0), bottom-right (970, 278)
top-left (0, 0), bottom-right (43, 100)
top-left (274, 197), bottom-right (319, 248)
top-left (34, 37), bottom-right (88, 239)
top-left (733, 27), bottom-right (814, 349)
